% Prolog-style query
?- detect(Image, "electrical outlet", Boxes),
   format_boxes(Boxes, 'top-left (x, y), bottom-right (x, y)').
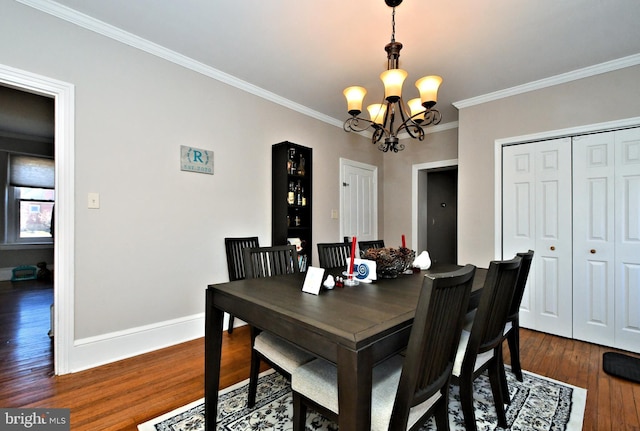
top-left (331, 209), bottom-right (338, 219)
top-left (88, 192), bottom-right (100, 209)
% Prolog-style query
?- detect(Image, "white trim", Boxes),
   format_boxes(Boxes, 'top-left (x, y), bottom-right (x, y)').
top-left (0, 63), bottom-right (75, 375)
top-left (454, 54), bottom-right (640, 109)
top-left (411, 159), bottom-right (458, 252)
top-left (70, 313), bottom-right (204, 373)
top-left (493, 116), bottom-right (640, 261)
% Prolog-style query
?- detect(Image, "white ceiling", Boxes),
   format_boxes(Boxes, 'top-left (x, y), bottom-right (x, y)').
top-left (8, 0), bottom-right (640, 131)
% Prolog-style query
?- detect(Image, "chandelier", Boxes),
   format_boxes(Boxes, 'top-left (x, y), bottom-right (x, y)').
top-left (342, 0), bottom-right (442, 153)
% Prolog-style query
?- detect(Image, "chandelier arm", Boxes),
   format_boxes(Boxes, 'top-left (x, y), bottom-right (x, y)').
top-left (343, 116), bottom-right (375, 133)
top-left (394, 98), bottom-right (425, 140)
top-left (422, 109), bottom-right (443, 126)
top-left (372, 127), bottom-right (386, 144)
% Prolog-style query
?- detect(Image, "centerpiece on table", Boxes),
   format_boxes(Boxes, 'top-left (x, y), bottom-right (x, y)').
top-left (361, 247), bottom-right (416, 279)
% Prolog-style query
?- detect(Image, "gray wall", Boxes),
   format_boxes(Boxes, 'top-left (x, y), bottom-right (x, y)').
top-left (0, 0), bottom-right (409, 368)
top-left (457, 65), bottom-right (640, 266)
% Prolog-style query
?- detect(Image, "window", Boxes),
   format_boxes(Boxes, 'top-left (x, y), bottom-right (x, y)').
top-left (5, 154), bottom-right (55, 244)
top-left (17, 188), bottom-right (55, 239)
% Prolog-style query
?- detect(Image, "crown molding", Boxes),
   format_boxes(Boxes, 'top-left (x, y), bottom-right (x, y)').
top-left (453, 54), bottom-right (640, 109)
top-left (16, 0), bottom-right (342, 127)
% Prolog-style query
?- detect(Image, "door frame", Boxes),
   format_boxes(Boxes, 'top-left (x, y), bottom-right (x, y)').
top-left (0, 63), bottom-right (75, 375)
top-left (494, 116), bottom-right (640, 260)
top-left (339, 158), bottom-right (378, 242)
top-left (411, 159), bottom-right (458, 254)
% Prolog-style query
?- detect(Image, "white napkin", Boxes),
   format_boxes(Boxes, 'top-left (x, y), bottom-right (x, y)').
top-left (413, 251), bottom-right (432, 270)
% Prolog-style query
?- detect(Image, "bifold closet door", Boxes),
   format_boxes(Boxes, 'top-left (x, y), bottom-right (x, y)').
top-left (572, 132), bottom-right (616, 345)
top-left (573, 128), bottom-right (640, 353)
top-left (503, 138), bottom-right (572, 338)
top-left (614, 128), bottom-right (640, 352)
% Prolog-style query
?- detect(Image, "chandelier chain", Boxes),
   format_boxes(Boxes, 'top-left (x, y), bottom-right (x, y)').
top-left (391, 7), bottom-right (396, 43)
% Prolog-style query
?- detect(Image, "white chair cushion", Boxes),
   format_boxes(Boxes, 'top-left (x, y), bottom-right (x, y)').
top-left (254, 332), bottom-right (314, 374)
top-left (504, 321), bottom-right (513, 334)
top-left (452, 329), bottom-right (494, 377)
top-left (463, 309), bottom-right (476, 331)
top-left (292, 355), bottom-right (441, 431)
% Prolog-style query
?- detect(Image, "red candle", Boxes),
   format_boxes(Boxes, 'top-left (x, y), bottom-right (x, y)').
top-left (402, 234), bottom-right (406, 248)
top-left (349, 236), bottom-right (357, 275)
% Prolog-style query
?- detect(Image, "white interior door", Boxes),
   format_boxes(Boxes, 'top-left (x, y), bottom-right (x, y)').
top-left (340, 159), bottom-right (377, 243)
top-left (614, 128), bottom-right (640, 352)
top-left (503, 138), bottom-right (573, 337)
top-left (572, 132), bottom-right (616, 345)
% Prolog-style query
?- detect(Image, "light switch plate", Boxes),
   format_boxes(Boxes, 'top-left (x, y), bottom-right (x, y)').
top-left (88, 192), bottom-right (100, 209)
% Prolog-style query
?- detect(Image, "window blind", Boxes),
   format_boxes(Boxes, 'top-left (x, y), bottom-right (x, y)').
top-left (9, 155), bottom-right (55, 189)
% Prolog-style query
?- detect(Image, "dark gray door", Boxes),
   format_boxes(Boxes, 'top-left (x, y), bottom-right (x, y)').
top-left (426, 168), bottom-right (457, 264)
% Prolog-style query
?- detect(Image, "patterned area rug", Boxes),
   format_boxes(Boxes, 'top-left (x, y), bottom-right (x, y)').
top-left (138, 367), bottom-right (586, 431)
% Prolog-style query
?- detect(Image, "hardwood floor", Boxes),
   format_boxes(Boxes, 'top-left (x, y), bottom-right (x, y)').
top-left (1, 281), bottom-right (638, 430)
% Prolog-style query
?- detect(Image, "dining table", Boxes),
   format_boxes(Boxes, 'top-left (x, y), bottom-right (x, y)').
top-left (204, 263), bottom-right (486, 431)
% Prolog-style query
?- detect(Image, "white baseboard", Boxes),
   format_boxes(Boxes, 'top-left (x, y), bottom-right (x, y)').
top-left (0, 268), bottom-right (13, 281)
top-left (68, 312), bottom-right (206, 373)
top-left (66, 312), bottom-right (248, 373)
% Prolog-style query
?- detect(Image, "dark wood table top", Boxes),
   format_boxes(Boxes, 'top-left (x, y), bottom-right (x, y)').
top-left (207, 263), bottom-right (485, 361)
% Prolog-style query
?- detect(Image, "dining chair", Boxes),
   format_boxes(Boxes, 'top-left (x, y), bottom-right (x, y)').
top-left (451, 256), bottom-right (521, 431)
top-left (243, 245), bottom-right (315, 408)
top-left (503, 250), bottom-right (534, 382)
top-left (317, 242), bottom-right (352, 269)
top-left (291, 264), bottom-right (477, 431)
top-left (224, 236), bottom-right (259, 334)
top-left (358, 239), bottom-right (385, 255)
top-left (243, 244), bottom-right (301, 278)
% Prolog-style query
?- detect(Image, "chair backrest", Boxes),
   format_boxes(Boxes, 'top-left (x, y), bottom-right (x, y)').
top-left (243, 245), bottom-right (300, 279)
top-left (465, 257), bottom-right (522, 365)
top-left (224, 236), bottom-right (260, 281)
top-left (390, 264), bottom-right (476, 430)
top-left (358, 240), bottom-right (385, 255)
top-left (317, 242), bottom-right (352, 269)
top-left (508, 250), bottom-right (534, 319)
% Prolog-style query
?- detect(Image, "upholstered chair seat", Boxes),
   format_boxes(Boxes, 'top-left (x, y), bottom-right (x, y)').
top-left (292, 355), bottom-right (441, 431)
top-left (253, 332), bottom-right (314, 375)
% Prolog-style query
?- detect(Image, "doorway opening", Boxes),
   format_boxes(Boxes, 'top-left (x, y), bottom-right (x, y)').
top-left (0, 63), bottom-right (75, 375)
top-left (412, 159), bottom-right (458, 265)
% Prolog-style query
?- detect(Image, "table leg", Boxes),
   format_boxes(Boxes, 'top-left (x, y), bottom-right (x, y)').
top-left (337, 345), bottom-right (373, 431)
top-left (205, 290), bottom-right (224, 430)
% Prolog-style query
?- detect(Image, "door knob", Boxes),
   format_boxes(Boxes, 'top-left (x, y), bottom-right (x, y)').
top-left (590, 249), bottom-right (596, 254)
top-left (550, 246), bottom-right (555, 251)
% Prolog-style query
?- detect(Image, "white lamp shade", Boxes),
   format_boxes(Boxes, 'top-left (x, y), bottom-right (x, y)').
top-left (408, 98), bottom-right (426, 122)
top-left (343, 86), bottom-right (367, 115)
top-left (380, 69), bottom-right (407, 101)
top-left (367, 103), bottom-right (387, 125)
top-left (415, 75), bottom-right (442, 107)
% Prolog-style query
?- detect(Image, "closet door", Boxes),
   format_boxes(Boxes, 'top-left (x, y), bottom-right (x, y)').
top-left (503, 138), bottom-right (572, 337)
top-left (572, 132), bottom-right (616, 345)
top-left (503, 143), bottom-right (536, 328)
top-left (614, 128), bottom-right (640, 352)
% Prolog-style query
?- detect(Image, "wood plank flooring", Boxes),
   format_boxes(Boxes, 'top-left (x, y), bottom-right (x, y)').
top-left (0, 280), bottom-right (638, 430)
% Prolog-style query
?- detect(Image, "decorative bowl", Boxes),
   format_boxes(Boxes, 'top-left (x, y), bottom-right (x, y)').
top-left (362, 247), bottom-right (416, 278)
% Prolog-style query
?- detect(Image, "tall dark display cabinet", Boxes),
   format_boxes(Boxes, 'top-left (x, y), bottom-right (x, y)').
top-left (272, 142), bottom-right (312, 271)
